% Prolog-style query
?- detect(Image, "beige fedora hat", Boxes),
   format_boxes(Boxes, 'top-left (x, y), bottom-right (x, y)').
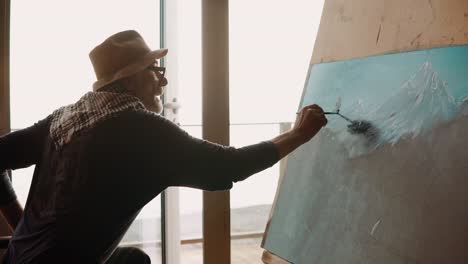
top-left (89, 30), bottom-right (168, 91)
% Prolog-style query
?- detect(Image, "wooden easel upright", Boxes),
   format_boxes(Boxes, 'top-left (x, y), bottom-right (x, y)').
top-left (262, 0), bottom-right (468, 262)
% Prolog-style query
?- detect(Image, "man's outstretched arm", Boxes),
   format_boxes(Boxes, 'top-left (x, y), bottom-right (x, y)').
top-left (136, 104), bottom-right (327, 191)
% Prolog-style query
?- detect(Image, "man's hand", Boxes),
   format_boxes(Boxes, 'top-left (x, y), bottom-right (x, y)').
top-left (271, 104), bottom-right (327, 159)
top-left (293, 104), bottom-right (328, 143)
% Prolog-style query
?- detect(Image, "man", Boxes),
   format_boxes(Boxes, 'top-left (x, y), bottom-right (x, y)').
top-left (0, 30), bottom-right (327, 263)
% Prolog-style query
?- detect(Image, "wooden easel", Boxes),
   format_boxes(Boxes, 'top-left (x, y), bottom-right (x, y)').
top-left (262, 0), bottom-right (468, 262)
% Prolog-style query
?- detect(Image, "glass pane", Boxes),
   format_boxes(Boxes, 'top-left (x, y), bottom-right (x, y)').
top-left (10, 1), bottom-right (162, 262)
top-left (177, 0), bottom-right (202, 126)
top-left (229, 0), bottom-right (325, 263)
top-left (120, 196), bottom-right (162, 261)
top-left (10, 0), bottom-right (161, 129)
top-left (229, 0), bottom-right (324, 124)
top-left (230, 124), bottom-right (280, 233)
top-left (179, 126), bottom-right (203, 263)
top-left (230, 124), bottom-right (280, 263)
top-left (176, 0), bottom-right (203, 263)
top-left (11, 166), bottom-right (34, 206)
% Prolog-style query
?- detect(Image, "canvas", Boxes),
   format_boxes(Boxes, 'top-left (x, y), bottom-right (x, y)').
top-left (263, 45), bottom-right (468, 264)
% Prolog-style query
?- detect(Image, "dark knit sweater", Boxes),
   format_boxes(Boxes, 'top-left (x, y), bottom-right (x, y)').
top-left (0, 109), bottom-right (279, 263)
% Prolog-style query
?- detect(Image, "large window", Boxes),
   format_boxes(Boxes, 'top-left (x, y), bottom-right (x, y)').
top-left (175, 0), bottom-right (204, 262)
top-left (165, 0), bottom-right (325, 262)
top-left (229, 0), bottom-right (325, 262)
top-left (8, 1), bottom-right (325, 263)
top-left (10, 1), bottom-right (162, 262)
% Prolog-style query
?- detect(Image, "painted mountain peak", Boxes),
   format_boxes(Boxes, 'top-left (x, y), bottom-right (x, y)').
top-left (372, 61), bottom-right (459, 144)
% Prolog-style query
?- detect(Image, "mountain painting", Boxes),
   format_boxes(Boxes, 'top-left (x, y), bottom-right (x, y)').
top-left (263, 45), bottom-right (468, 264)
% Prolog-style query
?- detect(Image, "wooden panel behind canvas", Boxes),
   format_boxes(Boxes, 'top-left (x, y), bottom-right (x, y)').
top-left (263, 0), bottom-right (468, 262)
top-left (311, 0), bottom-right (468, 64)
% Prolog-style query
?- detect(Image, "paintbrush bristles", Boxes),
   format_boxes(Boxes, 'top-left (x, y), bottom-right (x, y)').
top-left (347, 120), bottom-right (379, 142)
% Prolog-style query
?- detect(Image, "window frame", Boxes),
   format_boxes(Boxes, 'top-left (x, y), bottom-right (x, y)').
top-left (1, 0), bottom-right (235, 262)
top-left (0, 0), bottom-right (13, 237)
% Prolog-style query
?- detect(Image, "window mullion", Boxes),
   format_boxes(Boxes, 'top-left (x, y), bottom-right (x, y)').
top-left (161, 0), bottom-right (182, 263)
top-left (201, 0), bottom-right (231, 263)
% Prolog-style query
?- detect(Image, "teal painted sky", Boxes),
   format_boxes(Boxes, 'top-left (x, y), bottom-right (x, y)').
top-left (302, 45), bottom-right (468, 113)
top-left (264, 46), bottom-right (468, 261)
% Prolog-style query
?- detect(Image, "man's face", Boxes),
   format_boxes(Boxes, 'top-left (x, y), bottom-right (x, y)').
top-left (131, 63), bottom-right (168, 113)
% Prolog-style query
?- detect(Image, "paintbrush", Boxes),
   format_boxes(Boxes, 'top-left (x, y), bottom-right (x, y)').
top-left (324, 110), bottom-right (378, 141)
top-left (295, 110), bottom-right (378, 141)
top-left (297, 95), bottom-right (378, 140)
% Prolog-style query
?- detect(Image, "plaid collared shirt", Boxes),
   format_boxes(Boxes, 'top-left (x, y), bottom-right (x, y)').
top-left (50, 85), bottom-right (145, 149)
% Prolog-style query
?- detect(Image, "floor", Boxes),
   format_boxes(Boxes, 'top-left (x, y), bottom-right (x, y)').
top-left (140, 237), bottom-right (265, 264)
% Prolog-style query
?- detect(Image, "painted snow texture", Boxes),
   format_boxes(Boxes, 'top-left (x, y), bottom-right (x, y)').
top-left (263, 45), bottom-right (468, 264)
top-left (373, 61), bottom-right (458, 144)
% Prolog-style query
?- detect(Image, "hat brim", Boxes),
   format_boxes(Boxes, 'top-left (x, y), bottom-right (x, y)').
top-left (93, 48), bottom-right (168, 91)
